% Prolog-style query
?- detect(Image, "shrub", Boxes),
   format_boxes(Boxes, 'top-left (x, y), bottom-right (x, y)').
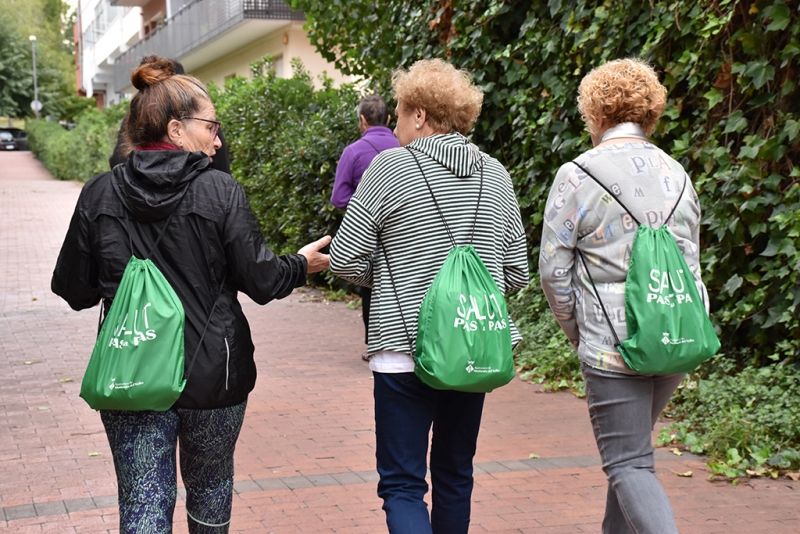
top-left (27, 102), bottom-right (127, 182)
top-left (212, 58), bottom-right (362, 284)
top-left (659, 354), bottom-right (800, 475)
top-left (507, 272), bottom-right (583, 396)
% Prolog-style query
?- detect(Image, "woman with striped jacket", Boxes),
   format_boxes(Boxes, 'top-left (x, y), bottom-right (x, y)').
top-left (330, 58), bottom-right (528, 534)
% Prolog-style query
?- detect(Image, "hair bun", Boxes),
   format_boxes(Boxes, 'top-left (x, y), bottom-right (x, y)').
top-left (131, 55), bottom-right (176, 90)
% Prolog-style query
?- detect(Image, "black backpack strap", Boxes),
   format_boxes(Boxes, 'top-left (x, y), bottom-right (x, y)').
top-left (407, 147), bottom-right (484, 247)
top-left (184, 275), bottom-right (227, 381)
top-left (120, 209), bottom-right (179, 259)
top-left (571, 162), bottom-right (626, 353)
top-left (378, 236), bottom-right (415, 355)
top-left (576, 249), bottom-right (624, 354)
top-left (665, 175), bottom-right (688, 226)
top-left (407, 147), bottom-right (457, 247)
top-left (146, 209), bottom-right (180, 258)
top-left (119, 185), bottom-right (191, 259)
top-left (471, 161), bottom-right (485, 244)
top-left (361, 137), bottom-right (381, 155)
top-left (572, 161), bottom-right (688, 229)
top-left (572, 161), bottom-right (641, 226)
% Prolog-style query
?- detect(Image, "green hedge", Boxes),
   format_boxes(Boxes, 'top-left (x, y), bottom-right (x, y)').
top-left (211, 58), bottom-right (361, 267)
top-left (27, 102), bottom-right (126, 182)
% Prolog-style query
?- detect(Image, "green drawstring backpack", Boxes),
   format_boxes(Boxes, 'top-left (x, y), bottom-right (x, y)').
top-left (380, 148), bottom-right (515, 393)
top-left (81, 203), bottom-right (223, 411)
top-left (574, 161), bottom-right (720, 375)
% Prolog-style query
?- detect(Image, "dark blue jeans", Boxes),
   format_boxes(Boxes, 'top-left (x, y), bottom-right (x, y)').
top-left (373, 372), bottom-right (485, 534)
top-left (100, 401), bottom-right (247, 533)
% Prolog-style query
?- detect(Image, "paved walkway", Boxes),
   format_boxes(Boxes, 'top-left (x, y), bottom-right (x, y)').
top-left (0, 151), bottom-right (797, 533)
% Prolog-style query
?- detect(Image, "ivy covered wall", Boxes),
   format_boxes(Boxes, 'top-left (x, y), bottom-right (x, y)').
top-left (294, 0), bottom-right (800, 361)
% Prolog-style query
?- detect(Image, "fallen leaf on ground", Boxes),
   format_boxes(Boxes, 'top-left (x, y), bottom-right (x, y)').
top-left (37, 406), bottom-right (49, 411)
top-left (88, 452), bottom-right (101, 457)
top-left (59, 377), bottom-right (73, 383)
top-left (670, 448), bottom-right (683, 456)
top-left (529, 453), bottom-right (540, 459)
top-left (24, 360), bottom-right (38, 365)
top-left (786, 472), bottom-right (800, 481)
top-left (672, 470), bottom-right (693, 477)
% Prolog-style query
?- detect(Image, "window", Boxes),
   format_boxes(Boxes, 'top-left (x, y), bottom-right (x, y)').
top-left (89, 1), bottom-right (122, 42)
top-left (83, 21), bottom-right (95, 46)
top-left (94, 2), bottom-right (106, 35)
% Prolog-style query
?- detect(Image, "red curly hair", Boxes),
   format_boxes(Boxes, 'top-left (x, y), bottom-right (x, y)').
top-left (577, 58), bottom-right (667, 137)
top-left (392, 59), bottom-right (483, 135)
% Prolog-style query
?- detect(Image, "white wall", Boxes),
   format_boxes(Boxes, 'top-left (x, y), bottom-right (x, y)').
top-left (78, 0), bottom-right (141, 102)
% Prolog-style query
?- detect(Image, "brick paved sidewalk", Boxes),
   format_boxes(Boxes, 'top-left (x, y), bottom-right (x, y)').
top-left (1, 151), bottom-right (797, 533)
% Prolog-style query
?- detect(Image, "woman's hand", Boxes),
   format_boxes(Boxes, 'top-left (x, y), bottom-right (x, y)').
top-left (298, 235), bottom-right (332, 274)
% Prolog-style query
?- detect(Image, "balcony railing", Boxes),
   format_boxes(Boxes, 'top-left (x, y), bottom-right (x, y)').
top-left (112, 0), bottom-right (303, 91)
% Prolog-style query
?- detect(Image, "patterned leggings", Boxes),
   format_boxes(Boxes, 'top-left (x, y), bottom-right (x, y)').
top-left (100, 401), bottom-right (247, 533)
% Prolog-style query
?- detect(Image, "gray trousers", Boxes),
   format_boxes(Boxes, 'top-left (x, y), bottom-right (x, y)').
top-left (581, 363), bottom-right (683, 534)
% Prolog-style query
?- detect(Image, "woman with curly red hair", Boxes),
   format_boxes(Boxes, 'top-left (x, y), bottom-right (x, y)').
top-left (540, 58), bottom-right (710, 533)
top-left (330, 58), bottom-right (528, 533)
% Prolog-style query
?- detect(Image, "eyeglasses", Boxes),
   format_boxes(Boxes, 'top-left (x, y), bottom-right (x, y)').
top-left (180, 116), bottom-right (221, 139)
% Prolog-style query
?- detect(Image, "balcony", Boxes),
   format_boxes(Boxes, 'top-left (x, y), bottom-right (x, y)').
top-left (112, 0), bottom-right (304, 92)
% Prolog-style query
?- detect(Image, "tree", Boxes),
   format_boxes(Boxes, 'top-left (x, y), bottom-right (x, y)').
top-left (0, 0), bottom-right (83, 120)
top-left (0, 12), bottom-right (32, 119)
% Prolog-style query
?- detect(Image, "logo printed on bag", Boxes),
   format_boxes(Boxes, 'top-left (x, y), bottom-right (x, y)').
top-left (647, 268), bottom-right (694, 307)
top-left (453, 293), bottom-right (508, 332)
top-left (107, 304), bottom-right (157, 349)
top-left (661, 332), bottom-right (695, 346)
top-left (108, 377), bottom-right (144, 390)
top-left (465, 360), bottom-right (501, 374)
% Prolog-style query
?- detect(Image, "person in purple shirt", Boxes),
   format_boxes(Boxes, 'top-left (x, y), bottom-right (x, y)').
top-left (331, 95), bottom-right (400, 361)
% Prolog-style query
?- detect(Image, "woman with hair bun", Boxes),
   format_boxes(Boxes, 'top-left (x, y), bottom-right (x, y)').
top-left (52, 55), bottom-right (330, 533)
top-left (540, 58), bottom-right (709, 533)
top-left (107, 57), bottom-right (231, 173)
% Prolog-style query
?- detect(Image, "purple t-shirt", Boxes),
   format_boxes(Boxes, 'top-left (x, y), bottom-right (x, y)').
top-left (331, 126), bottom-right (400, 209)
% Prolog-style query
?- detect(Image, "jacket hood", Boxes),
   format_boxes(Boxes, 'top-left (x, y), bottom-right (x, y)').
top-left (111, 150), bottom-right (211, 221)
top-left (407, 133), bottom-right (484, 177)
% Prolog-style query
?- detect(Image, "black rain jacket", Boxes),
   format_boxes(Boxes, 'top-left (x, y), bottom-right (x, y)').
top-left (52, 149), bottom-right (307, 409)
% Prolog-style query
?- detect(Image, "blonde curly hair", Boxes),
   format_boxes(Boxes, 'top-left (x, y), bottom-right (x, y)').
top-left (392, 59), bottom-right (483, 135)
top-left (577, 58), bottom-right (667, 137)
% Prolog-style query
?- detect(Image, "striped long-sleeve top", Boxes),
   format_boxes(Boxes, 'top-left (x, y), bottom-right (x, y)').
top-left (329, 133), bottom-right (529, 364)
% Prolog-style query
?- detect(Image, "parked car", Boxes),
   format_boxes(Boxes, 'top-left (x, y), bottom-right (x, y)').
top-left (0, 131), bottom-right (18, 151)
top-left (0, 128), bottom-right (28, 150)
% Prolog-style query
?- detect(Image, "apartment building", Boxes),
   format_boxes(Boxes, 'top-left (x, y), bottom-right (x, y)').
top-left (76, 1), bottom-right (141, 105)
top-left (76, 0), bottom-right (347, 106)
